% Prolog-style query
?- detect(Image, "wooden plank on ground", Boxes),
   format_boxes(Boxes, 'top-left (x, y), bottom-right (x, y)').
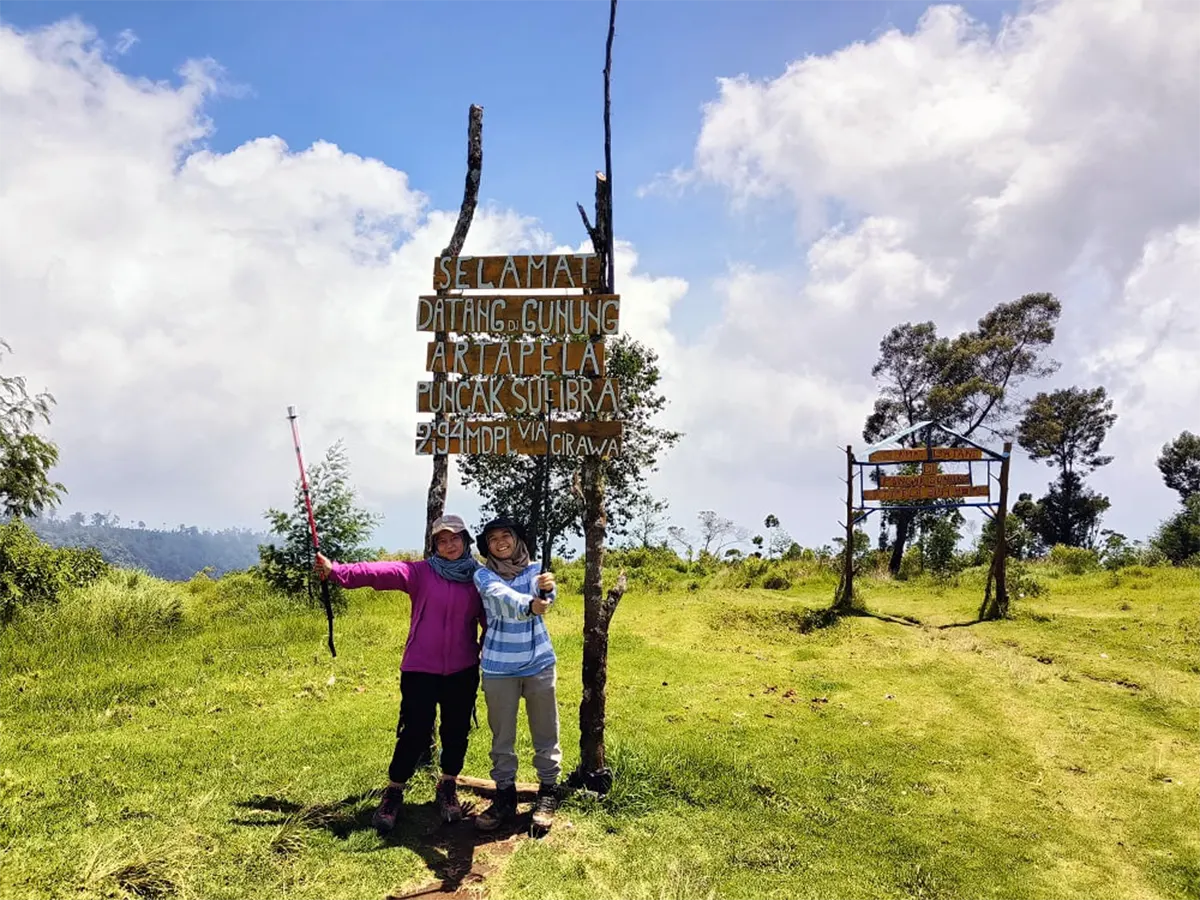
top-left (455, 775), bottom-right (541, 798)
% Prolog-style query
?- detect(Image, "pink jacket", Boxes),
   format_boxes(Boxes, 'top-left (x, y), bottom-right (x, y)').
top-left (328, 559), bottom-right (485, 675)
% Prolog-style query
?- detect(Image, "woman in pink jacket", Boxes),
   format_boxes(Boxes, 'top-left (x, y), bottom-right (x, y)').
top-left (315, 514), bottom-right (485, 833)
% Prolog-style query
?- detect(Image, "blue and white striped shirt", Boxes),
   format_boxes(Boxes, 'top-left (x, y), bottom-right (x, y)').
top-left (474, 563), bottom-right (557, 679)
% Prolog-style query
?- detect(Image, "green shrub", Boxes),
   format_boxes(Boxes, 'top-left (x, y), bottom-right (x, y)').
top-left (1010, 560), bottom-right (1046, 599)
top-left (0, 519), bottom-right (110, 623)
top-left (898, 545), bottom-right (923, 582)
top-left (1048, 544), bottom-right (1100, 575)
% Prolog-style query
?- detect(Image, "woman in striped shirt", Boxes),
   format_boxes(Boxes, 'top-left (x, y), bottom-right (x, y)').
top-left (471, 516), bottom-right (562, 834)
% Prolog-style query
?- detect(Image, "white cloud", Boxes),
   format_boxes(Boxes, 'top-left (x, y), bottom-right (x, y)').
top-left (0, 18), bottom-right (683, 545)
top-left (114, 29), bottom-right (138, 56)
top-left (649, 0), bottom-right (1199, 544)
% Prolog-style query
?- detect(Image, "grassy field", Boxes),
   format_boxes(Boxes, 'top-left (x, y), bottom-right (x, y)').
top-left (1, 560), bottom-right (1197, 900)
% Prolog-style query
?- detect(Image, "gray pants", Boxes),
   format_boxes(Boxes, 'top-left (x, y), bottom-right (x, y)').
top-left (482, 664), bottom-right (562, 788)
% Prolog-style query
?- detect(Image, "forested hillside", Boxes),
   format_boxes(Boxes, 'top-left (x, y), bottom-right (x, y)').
top-left (24, 513), bottom-right (266, 581)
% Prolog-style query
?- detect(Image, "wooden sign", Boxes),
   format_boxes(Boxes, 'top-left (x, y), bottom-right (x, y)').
top-left (426, 340), bottom-right (604, 377)
top-left (417, 294), bottom-right (620, 336)
top-left (867, 446), bottom-right (984, 464)
top-left (863, 484), bottom-right (990, 502)
top-left (416, 418), bottom-right (622, 456)
top-left (433, 254), bottom-right (602, 291)
top-left (417, 377), bottom-right (619, 416)
top-left (878, 473), bottom-right (972, 487)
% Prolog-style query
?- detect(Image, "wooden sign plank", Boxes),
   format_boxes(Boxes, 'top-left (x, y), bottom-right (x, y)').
top-left (415, 419), bottom-right (623, 456)
top-left (426, 340), bottom-right (605, 377)
top-left (878, 473), bottom-right (972, 487)
top-left (417, 377), bottom-right (620, 416)
top-left (867, 446), bottom-right (985, 463)
top-left (863, 484), bottom-right (991, 502)
top-left (416, 294), bottom-right (620, 336)
top-left (433, 255), bottom-right (602, 291)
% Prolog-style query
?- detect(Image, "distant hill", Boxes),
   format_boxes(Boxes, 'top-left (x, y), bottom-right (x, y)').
top-left (25, 513), bottom-right (268, 581)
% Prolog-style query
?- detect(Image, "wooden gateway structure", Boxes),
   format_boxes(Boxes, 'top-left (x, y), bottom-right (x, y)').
top-left (835, 420), bottom-right (1013, 620)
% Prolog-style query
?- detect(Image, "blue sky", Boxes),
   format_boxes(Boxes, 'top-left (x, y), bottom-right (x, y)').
top-left (4, 0), bottom-right (1014, 344)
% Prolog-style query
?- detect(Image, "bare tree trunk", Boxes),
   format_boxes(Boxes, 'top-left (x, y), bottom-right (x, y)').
top-left (424, 105), bottom-right (483, 556)
top-left (574, 0), bottom-right (620, 793)
top-left (980, 442), bottom-right (1012, 620)
top-left (888, 508), bottom-right (915, 575)
top-left (834, 445), bottom-right (856, 612)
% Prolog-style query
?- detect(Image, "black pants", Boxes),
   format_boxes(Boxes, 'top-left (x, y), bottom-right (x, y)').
top-left (389, 664), bottom-right (479, 785)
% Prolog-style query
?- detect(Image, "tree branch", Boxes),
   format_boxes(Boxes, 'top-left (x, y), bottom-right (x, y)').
top-left (602, 571), bottom-right (627, 622)
top-left (603, 0), bottom-right (617, 291)
top-left (440, 104), bottom-right (484, 259)
top-left (425, 104), bottom-right (483, 556)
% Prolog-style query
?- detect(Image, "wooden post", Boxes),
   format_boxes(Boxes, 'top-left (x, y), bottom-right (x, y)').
top-left (980, 441), bottom-right (1012, 620)
top-left (424, 104), bottom-right (483, 556)
top-left (834, 445), bottom-right (855, 612)
top-left (573, 0), bottom-right (621, 795)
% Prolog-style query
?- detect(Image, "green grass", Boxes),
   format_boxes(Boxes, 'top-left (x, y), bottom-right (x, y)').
top-left (1, 562), bottom-right (1197, 900)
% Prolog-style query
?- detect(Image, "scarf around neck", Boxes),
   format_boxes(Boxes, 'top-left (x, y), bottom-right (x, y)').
top-left (428, 550), bottom-right (479, 583)
top-left (486, 538), bottom-right (531, 581)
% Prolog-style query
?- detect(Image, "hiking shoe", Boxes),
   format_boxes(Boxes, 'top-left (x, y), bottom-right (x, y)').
top-left (372, 785), bottom-right (405, 835)
top-left (474, 785), bottom-right (517, 832)
top-left (436, 777), bottom-right (464, 824)
top-left (531, 783), bottom-right (560, 834)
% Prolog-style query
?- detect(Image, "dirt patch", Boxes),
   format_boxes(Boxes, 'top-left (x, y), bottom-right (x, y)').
top-left (384, 825), bottom-right (528, 900)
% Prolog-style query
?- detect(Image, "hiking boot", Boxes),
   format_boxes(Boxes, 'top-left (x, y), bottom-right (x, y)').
top-left (436, 777), bottom-right (464, 824)
top-left (474, 785), bottom-right (517, 832)
top-left (372, 785), bottom-right (405, 835)
top-left (531, 783), bottom-right (560, 834)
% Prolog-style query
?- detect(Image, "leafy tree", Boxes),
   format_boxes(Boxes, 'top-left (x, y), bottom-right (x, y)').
top-left (922, 510), bottom-right (964, 578)
top-left (1157, 431), bottom-right (1200, 502)
top-left (1014, 472), bottom-right (1111, 550)
top-left (1017, 386), bottom-right (1116, 549)
top-left (1018, 387), bottom-right (1117, 477)
top-left (0, 339), bottom-right (66, 518)
top-left (1152, 494), bottom-right (1200, 565)
top-left (864, 293), bottom-right (1061, 573)
top-left (258, 440), bottom-right (381, 602)
top-left (458, 335), bottom-right (682, 562)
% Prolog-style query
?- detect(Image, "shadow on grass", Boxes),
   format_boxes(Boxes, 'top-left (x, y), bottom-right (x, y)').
top-left (936, 618), bottom-right (988, 630)
top-left (845, 609), bottom-right (922, 627)
top-left (233, 790), bottom-right (532, 898)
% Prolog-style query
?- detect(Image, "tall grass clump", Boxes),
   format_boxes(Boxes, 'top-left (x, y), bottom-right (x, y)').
top-left (53, 569), bottom-right (184, 641)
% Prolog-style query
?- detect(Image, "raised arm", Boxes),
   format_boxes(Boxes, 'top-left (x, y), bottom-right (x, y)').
top-left (325, 558), bottom-right (417, 594)
top-left (473, 567), bottom-right (535, 620)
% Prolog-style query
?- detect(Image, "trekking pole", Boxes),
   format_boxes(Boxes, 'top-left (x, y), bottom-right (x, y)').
top-left (287, 405), bottom-right (336, 658)
top-left (539, 392), bottom-right (554, 601)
